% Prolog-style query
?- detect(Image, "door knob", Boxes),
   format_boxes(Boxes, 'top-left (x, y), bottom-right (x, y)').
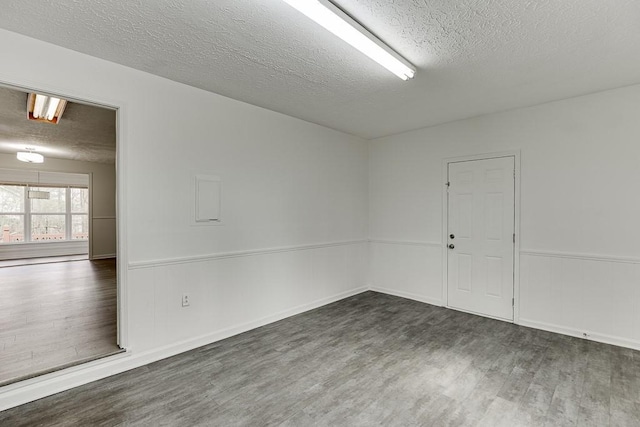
top-left (448, 244), bottom-right (455, 249)
top-left (449, 234), bottom-right (455, 239)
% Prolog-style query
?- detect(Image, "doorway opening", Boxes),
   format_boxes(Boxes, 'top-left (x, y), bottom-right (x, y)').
top-left (443, 153), bottom-right (520, 322)
top-left (0, 84), bottom-right (122, 386)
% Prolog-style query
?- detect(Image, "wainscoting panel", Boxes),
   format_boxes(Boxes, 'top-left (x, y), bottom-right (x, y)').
top-left (519, 252), bottom-right (640, 350)
top-left (127, 241), bottom-right (369, 353)
top-left (369, 240), bottom-right (443, 306)
top-left (369, 242), bottom-right (640, 350)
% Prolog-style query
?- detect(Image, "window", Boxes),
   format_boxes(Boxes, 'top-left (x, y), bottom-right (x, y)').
top-left (0, 185), bottom-right (88, 244)
top-left (0, 185), bottom-right (25, 243)
top-left (70, 187), bottom-right (89, 240)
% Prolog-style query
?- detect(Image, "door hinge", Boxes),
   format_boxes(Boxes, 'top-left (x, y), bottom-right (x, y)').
top-left (512, 298), bottom-right (515, 307)
top-left (513, 169), bottom-right (515, 178)
top-left (513, 233), bottom-right (515, 243)
top-left (446, 181), bottom-right (450, 187)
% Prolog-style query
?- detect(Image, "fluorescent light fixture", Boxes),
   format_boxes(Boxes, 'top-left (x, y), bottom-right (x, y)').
top-left (281, 0), bottom-right (416, 80)
top-left (28, 190), bottom-right (50, 200)
top-left (27, 93), bottom-right (68, 124)
top-left (17, 151), bottom-right (44, 163)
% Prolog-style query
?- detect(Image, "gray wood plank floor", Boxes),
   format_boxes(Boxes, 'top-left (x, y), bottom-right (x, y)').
top-left (1, 291), bottom-right (639, 426)
top-left (0, 259), bottom-right (120, 386)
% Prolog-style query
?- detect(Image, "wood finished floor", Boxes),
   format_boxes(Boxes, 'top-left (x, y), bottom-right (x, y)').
top-left (2, 291), bottom-right (640, 426)
top-left (0, 254), bottom-right (89, 268)
top-left (0, 259), bottom-right (119, 386)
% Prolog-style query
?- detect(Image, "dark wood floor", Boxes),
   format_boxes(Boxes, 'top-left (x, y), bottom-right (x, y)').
top-left (0, 259), bottom-right (120, 386)
top-left (1, 291), bottom-right (639, 426)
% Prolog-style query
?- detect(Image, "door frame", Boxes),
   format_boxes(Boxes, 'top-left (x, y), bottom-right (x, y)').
top-left (441, 150), bottom-right (521, 323)
top-left (0, 77), bottom-right (129, 348)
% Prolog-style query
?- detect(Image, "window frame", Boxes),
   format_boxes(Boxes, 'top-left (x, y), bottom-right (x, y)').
top-left (69, 187), bottom-right (89, 241)
top-left (0, 184), bottom-right (26, 243)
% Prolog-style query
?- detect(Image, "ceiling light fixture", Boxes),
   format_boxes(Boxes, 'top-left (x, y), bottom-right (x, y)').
top-left (282, 0), bottom-right (415, 80)
top-left (17, 149), bottom-right (44, 164)
top-left (28, 190), bottom-right (50, 200)
top-left (28, 172), bottom-right (50, 199)
top-left (27, 93), bottom-right (68, 124)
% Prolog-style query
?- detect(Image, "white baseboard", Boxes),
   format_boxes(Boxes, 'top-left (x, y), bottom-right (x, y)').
top-left (369, 286), bottom-right (442, 307)
top-left (90, 253), bottom-right (116, 260)
top-left (0, 286), bottom-right (368, 411)
top-left (370, 288), bottom-right (640, 351)
top-left (518, 318), bottom-right (640, 351)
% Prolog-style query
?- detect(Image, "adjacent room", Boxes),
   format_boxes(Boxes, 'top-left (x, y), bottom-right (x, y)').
top-left (0, 0), bottom-right (639, 425)
top-left (0, 85), bottom-right (120, 385)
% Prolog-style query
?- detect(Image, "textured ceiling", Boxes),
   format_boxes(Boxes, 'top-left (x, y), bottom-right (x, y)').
top-left (0, 86), bottom-right (116, 164)
top-left (0, 0), bottom-right (639, 139)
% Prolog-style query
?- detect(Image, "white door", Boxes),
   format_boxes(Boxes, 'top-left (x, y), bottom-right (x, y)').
top-left (447, 156), bottom-right (515, 320)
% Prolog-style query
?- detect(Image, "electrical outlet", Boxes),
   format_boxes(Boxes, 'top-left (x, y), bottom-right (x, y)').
top-left (182, 293), bottom-right (190, 307)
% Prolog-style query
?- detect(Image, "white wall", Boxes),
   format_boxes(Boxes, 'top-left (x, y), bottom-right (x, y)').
top-left (369, 84), bottom-right (640, 349)
top-left (0, 29), bottom-right (368, 409)
top-left (0, 154), bottom-right (116, 259)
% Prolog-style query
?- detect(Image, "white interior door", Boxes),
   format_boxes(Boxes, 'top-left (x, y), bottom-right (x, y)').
top-left (447, 156), bottom-right (515, 320)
